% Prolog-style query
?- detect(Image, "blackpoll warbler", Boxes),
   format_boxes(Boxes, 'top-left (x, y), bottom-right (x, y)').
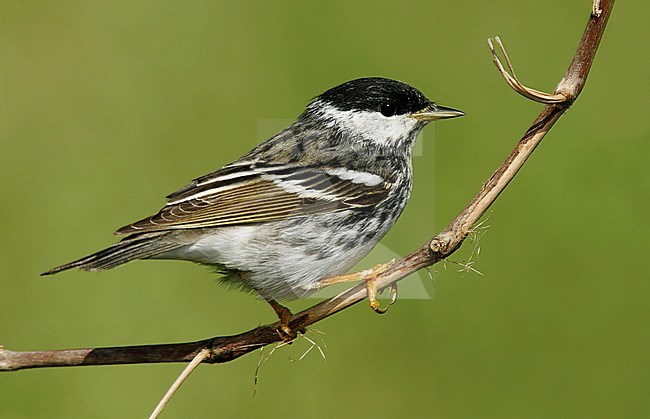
top-left (43, 77), bottom-right (464, 334)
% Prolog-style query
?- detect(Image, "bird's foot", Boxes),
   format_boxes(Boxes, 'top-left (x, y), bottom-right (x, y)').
top-left (321, 260), bottom-right (398, 314)
top-left (266, 299), bottom-right (298, 341)
top-left (359, 262), bottom-right (398, 314)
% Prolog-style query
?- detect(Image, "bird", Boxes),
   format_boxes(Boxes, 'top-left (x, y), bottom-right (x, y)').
top-left (43, 77), bottom-right (464, 335)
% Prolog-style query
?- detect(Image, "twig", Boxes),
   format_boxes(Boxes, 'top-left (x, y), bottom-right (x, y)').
top-left (149, 349), bottom-right (210, 419)
top-left (1, 0), bottom-right (614, 400)
top-left (488, 36), bottom-right (568, 104)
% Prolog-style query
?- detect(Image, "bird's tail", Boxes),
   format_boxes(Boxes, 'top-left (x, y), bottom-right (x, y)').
top-left (41, 233), bottom-right (179, 276)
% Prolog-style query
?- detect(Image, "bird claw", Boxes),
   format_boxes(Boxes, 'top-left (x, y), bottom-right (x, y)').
top-left (267, 299), bottom-right (298, 342)
top-left (276, 324), bottom-right (297, 342)
top-left (361, 262), bottom-right (398, 314)
top-left (320, 260), bottom-right (398, 314)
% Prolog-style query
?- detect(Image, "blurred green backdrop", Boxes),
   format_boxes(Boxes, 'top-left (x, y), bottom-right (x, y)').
top-left (1, 1), bottom-right (648, 418)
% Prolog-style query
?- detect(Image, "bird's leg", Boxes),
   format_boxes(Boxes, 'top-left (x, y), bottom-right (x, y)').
top-left (239, 271), bottom-right (297, 341)
top-left (320, 261), bottom-right (397, 314)
top-left (265, 299), bottom-right (297, 341)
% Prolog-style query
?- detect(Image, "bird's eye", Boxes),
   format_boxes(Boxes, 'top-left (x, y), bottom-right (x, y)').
top-left (380, 102), bottom-right (397, 117)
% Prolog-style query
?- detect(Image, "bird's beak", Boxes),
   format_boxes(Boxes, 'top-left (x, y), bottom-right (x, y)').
top-left (411, 102), bottom-right (465, 121)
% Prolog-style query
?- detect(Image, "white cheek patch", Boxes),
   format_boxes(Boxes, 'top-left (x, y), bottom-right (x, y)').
top-left (317, 103), bottom-right (420, 146)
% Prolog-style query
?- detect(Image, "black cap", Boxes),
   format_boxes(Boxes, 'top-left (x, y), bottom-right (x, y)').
top-left (315, 77), bottom-right (431, 116)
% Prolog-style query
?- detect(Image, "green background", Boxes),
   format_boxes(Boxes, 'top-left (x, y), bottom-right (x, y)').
top-left (1, 1), bottom-right (648, 417)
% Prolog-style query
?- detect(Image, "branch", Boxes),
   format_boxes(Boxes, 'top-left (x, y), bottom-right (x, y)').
top-left (0, 0), bottom-right (614, 373)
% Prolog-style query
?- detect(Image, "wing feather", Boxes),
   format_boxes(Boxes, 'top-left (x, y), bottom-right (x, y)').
top-left (115, 162), bottom-right (391, 235)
